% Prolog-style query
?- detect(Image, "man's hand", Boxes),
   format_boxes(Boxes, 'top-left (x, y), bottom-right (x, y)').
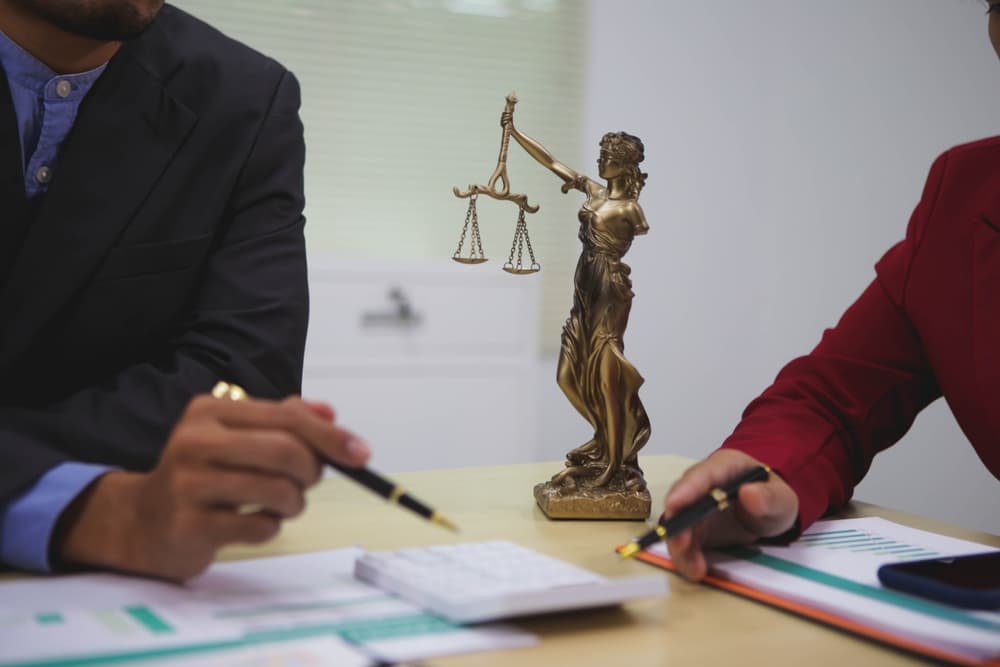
top-left (55, 394), bottom-right (369, 582)
top-left (663, 450), bottom-right (799, 581)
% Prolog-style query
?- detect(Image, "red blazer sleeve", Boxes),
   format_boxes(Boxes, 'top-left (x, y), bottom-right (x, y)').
top-left (721, 151), bottom-right (949, 531)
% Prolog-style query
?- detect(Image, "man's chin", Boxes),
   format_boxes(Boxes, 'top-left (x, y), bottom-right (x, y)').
top-left (9, 0), bottom-right (165, 41)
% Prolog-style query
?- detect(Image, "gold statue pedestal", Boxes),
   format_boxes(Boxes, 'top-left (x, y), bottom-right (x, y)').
top-left (534, 467), bottom-right (651, 520)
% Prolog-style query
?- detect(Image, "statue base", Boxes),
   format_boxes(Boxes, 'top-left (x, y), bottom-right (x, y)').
top-left (533, 470), bottom-right (651, 520)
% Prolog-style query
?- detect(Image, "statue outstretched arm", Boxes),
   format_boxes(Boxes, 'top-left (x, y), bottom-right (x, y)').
top-left (502, 113), bottom-right (595, 194)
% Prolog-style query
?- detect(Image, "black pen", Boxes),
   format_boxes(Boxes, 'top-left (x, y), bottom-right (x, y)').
top-left (212, 381), bottom-right (459, 532)
top-left (619, 465), bottom-right (771, 559)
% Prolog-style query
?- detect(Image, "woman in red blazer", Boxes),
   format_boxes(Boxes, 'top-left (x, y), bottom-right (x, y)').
top-left (665, 2), bottom-right (1000, 581)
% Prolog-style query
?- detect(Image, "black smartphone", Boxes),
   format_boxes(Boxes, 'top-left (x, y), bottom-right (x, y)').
top-left (877, 551), bottom-right (1000, 610)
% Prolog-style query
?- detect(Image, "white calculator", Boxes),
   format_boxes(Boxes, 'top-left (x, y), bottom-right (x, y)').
top-left (353, 540), bottom-right (666, 624)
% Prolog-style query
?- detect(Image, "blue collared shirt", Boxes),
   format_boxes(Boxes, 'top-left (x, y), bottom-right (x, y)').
top-left (0, 30), bottom-right (111, 571)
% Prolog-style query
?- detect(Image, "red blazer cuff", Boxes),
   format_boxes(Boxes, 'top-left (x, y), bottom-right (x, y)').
top-left (720, 433), bottom-right (852, 534)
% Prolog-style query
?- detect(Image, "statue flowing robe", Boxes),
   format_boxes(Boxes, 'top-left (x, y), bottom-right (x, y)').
top-left (558, 198), bottom-right (650, 485)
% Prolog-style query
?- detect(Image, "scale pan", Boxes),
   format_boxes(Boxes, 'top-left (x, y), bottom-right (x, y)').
top-left (453, 257), bottom-right (488, 265)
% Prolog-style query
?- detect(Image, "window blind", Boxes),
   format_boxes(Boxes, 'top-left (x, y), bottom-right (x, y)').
top-left (172, 0), bottom-right (586, 352)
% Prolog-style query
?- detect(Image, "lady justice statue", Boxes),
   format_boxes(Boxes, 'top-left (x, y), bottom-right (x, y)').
top-left (453, 94), bottom-right (651, 519)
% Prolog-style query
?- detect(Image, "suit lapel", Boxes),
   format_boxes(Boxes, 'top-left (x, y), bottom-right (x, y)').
top-left (0, 21), bottom-right (196, 362)
top-left (0, 66), bottom-right (29, 286)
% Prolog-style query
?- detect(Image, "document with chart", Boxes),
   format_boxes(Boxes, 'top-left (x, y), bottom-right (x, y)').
top-left (639, 517), bottom-right (1000, 666)
top-left (0, 547), bottom-right (534, 667)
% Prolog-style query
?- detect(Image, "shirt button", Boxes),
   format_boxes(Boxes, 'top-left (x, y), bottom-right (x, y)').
top-left (55, 79), bottom-right (72, 98)
top-left (35, 165), bottom-right (52, 184)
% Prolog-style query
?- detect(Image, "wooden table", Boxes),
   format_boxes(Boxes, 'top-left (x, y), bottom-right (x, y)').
top-left (216, 454), bottom-right (1000, 667)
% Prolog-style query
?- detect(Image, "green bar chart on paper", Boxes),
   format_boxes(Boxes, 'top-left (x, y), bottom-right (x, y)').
top-left (3, 606), bottom-right (173, 637)
top-left (796, 528), bottom-right (940, 560)
top-left (0, 605), bottom-right (204, 667)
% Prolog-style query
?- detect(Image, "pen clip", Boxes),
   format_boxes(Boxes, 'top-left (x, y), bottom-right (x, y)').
top-left (710, 488), bottom-right (730, 511)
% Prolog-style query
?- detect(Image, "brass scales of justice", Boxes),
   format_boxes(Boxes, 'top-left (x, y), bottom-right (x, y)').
top-left (452, 93), bottom-right (653, 520)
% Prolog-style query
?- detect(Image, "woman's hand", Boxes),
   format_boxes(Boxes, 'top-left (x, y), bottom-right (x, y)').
top-left (500, 111), bottom-right (513, 128)
top-left (663, 449), bottom-right (799, 581)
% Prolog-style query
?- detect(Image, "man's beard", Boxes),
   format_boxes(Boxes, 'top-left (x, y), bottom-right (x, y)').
top-left (9, 0), bottom-right (164, 40)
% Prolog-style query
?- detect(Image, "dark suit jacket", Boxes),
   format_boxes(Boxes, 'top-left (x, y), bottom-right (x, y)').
top-left (722, 136), bottom-right (1000, 530)
top-left (0, 5), bottom-right (308, 501)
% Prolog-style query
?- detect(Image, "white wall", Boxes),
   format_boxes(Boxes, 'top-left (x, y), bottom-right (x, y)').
top-left (536, 0), bottom-right (1000, 534)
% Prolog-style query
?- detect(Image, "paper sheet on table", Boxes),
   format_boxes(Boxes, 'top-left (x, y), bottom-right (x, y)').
top-left (0, 547), bottom-right (535, 666)
top-left (139, 637), bottom-right (372, 667)
top-left (645, 517), bottom-right (1000, 664)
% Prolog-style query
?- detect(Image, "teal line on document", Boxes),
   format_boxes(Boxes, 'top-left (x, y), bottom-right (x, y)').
top-left (882, 545), bottom-right (936, 556)
top-left (34, 614), bottom-right (63, 625)
top-left (0, 613), bottom-right (459, 667)
top-left (801, 535), bottom-right (874, 545)
top-left (830, 539), bottom-right (895, 549)
top-left (123, 607), bottom-right (173, 634)
top-left (868, 542), bottom-right (915, 553)
top-left (213, 594), bottom-right (390, 619)
top-left (725, 547), bottom-right (1000, 633)
top-left (821, 537), bottom-right (894, 548)
top-left (798, 530), bottom-right (860, 540)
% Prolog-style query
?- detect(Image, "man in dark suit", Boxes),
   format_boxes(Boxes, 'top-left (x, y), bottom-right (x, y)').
top-left (0, 1), bottom-right (370, 581)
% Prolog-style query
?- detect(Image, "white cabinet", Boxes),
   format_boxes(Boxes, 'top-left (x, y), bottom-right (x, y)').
top-left (302, 257), bottom-right (540, 473)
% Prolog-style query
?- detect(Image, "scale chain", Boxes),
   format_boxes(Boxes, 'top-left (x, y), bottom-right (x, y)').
top-left (453, 198), bottom-right (472, 258)
top-left (454, 194), bottom-right (486, 261)
top-left (471, 198), bottom-right (485, 258)
top-left (520, 207), bottom-right (537, 267)
top-left (507, 210), bottom-right (521, 269)
top-left (505, 206), bottom-right (538, 272)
